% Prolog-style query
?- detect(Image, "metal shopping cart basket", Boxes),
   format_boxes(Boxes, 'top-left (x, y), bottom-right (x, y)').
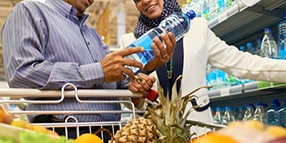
top-left (0, 83), bottom-right (225, 143)
top-left (0, 83), bottom-right (146, 142)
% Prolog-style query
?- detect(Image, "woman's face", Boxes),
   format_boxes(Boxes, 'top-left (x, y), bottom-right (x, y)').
top-left (63, 0), bottom-right (94, 17)
top-left (135, 0), bottom-right (164, 20)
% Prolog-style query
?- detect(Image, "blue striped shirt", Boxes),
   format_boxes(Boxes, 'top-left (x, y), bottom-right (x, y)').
top-left (1, 0), bottom-right (128, 122)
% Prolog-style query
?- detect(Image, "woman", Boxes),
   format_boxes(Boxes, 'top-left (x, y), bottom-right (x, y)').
top-left (126, 0), bottom-right (286, 134)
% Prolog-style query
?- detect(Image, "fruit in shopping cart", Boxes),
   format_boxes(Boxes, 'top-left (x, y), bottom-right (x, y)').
top-left (47, 130), bottom-right (59, 137)
top-left (203, 120), bottom-right (286, 143)
top-left (31, 125), bottom-right (49, 134)
top-left (109, 76), bottom-right (211, 143)
top-left (265, 126), bottom-right (286, 138)
top-left (191, 132), bottom-right (239, 143)
top-left (0, 109), bottom-right (5, 123)
top-left (10, 118), bottom-right (31, 129)
top-left (75, 133), bottom-right (103, 143)
top-left (243, 120), bottom-right (265, 131)
top-left (0, 105), bottom-right (14, 124)
top-left (264, 136), bottom-right (286, 143)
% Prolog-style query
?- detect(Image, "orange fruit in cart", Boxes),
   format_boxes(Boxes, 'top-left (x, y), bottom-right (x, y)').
top-left (191, 132), bottom-right (239, 143)
top-left (265, 126), bottom-right (286, 138)
top-left (75, 133), bottom-right (103, 143)
top-left (0, 110), bottom-right (5, 123)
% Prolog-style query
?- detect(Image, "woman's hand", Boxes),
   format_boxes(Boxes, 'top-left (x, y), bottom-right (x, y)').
top-left (128, 73), bottom-right (156, 107)
top-left (143, 32), bottom-right (176, 72)
top-left (128, 73), bottom-right (156, 96)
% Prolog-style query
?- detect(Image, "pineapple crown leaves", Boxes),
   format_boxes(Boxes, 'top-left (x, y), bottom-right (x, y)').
top-left (144, 75), bottom-right (211, 143)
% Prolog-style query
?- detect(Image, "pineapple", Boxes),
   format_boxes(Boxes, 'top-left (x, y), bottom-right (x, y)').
top-left (109, 75), bottom-right (210, 143)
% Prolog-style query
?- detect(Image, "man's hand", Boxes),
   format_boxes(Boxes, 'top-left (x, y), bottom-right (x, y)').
top-left (100, 47), bottom-right (144, 82)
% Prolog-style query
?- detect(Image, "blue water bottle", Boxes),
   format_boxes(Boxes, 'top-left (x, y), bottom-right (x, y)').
top-left (253, 102), bottom-right (267, 123)
top-left (266, 99), bottom-right (281, 126)
top-left (278, 98), bottom-right (286, 127)
top-left (126, 9), bottom-right (197, 73)
top-left (278, 12), bottom-right (286, 60)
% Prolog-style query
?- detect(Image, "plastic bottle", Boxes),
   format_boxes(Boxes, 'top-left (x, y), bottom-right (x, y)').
top-left (256, 38), bottom-right (262, 55)
top-left (221, 106), bottom-right (236, 125)
top-left (217, 0), bottom-right (225, 13)
top-left (246, 42), bottom-right (258, 55)
top-left (266, 99), bottom-right (281, 126)
top-left (239, 45), bottom-right (247, 52)
top-left (278, 12), bottom-right (286, 60)
top-left (225, 0), bottom-right (233, 8)
top-left (213, 107), bottom-right (223, 124)
top-left (215, 69), bottom-right (229, 89)
top-left (202, 0), bottom-right (210, 20)
top-left (208, 0), bottom-right (218, 18)
top-left (278, 98), bottom-right (286, 127)
top-left (237, 106), bottom-right (246, 121)
top-left (260, 27), bottom-right (279, 59)
top-left (243, 103), bottom-right (255, 121)
top-left (126, 9), bottom-right (197, 73)
top-left (253, 102), bottom-right (267, 123)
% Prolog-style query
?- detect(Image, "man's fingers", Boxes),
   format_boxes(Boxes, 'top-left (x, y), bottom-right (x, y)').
top-left (115, 47), bottom-right (144, 57)
top-left (121, 67), bottom-right (135, 79)
top-left (122, 58), bottom-right (144, 69)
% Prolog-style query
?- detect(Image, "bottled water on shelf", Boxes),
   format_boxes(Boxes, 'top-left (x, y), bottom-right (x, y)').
top-left (253, 102), bottom-right (267, 123)
top-left (217, 0), bottom-right (225, 13)
top-left (278, 98), bottom-right (286, 127)
top-left (246, 42), bottom-right (258, 55)
top-left (243, 103), bottom-right (255, 121)
top-left (256, 38), bottom-right (262, 56)
top-left (213, 107), bottom-right (223, 124)
top-left (266, 99), bottom-right (281, 126)
top-left (126, 9), bottom-right (197, 73)
top-left (237, 106), bottom-right (246, 121)
top-left (278, 12), bottom-right (286, 60)
top-left (222, 106), bottom-right (236, 125)
top-left (260, 27), bottom-right (279, 59)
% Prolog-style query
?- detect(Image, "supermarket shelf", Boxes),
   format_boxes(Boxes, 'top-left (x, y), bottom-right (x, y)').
top-left (209, 0), bottom-right (286, 46)
top-left (209, 82), bottom-right (286, 108)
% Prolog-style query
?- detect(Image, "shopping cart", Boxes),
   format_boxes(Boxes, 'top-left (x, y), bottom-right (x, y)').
top-left (0, 83), bottom-right (225, 143)
top-left (0, 83), bottom-right (145, 141)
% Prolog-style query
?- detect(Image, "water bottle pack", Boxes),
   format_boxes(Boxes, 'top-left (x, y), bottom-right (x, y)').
top-left (221, 106), bottom-right (236, 125)
top-left (243, 103), bottom-right (255, 121)
top-left (253, 102), bottom-right (267, 124)
top-left (212, 99), bottom-right (286, 128)
top-left (266, 99), bottom-right (281, 126)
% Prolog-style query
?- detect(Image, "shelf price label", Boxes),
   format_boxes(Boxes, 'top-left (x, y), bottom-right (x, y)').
top-left (220, 88), bottom-right (230, 96)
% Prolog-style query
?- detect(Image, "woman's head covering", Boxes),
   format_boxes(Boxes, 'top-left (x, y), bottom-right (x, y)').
top-left (133, 0), bottom-right (182, 38)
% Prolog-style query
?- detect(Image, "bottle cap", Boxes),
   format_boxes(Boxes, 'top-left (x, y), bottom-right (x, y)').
top-left (264, 27), bottom-right (271, 33)
top-left (185, 9), bottom-right (197, 19)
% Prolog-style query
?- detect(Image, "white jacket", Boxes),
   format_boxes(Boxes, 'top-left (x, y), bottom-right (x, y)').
top-left (121, 17), bottom-right (286, 124)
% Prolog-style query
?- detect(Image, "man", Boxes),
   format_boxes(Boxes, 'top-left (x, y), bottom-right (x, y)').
top-left (1, 0), bottom-right (175, 140)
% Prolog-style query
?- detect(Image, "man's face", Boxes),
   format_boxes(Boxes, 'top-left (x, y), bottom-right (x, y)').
top-left (135, 0), bottom-right (164, 20)
top-left (63, 0), bottom-right (94, 16)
